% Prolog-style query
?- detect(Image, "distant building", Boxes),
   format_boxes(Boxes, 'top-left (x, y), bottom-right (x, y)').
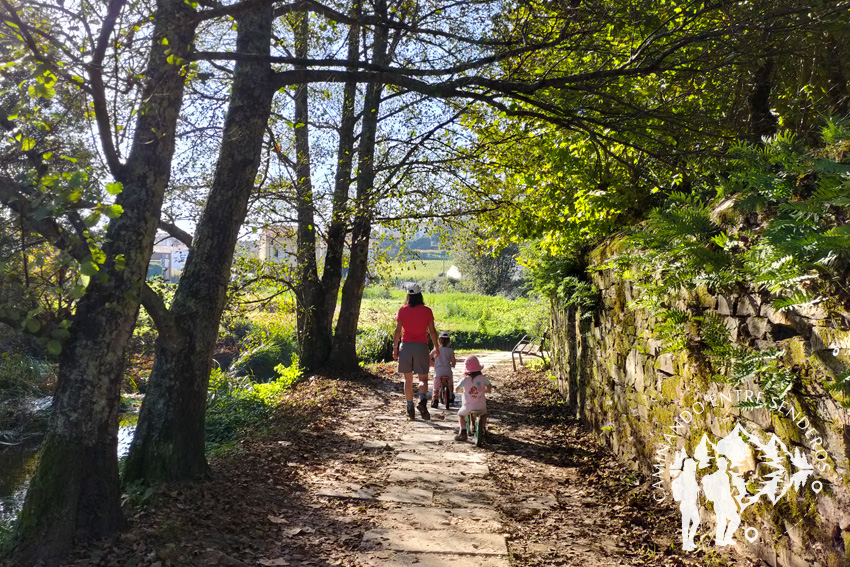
top-left (446, 265), bottom-right (462, 280)
top-left (258, 226), bottom-right (325, 264)
top-left (148, 234), bottom-right (190, 282)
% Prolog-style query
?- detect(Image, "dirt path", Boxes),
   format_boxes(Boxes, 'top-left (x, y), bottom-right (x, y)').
top-left (57, 358), bottom-right (757, 567)
top-left (298, 359), bottom-right (753, 567)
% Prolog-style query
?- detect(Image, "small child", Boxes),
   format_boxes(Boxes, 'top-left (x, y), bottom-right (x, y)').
top-left (454, 356), bottom-right (491, 441)
top-left (431, 331), bottom-right (457, 408)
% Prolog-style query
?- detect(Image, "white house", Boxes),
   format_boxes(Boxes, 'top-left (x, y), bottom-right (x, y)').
top-left (148, 234), bottom-right (190, 282)
top-left (258, 226), bottom-right (325, 264)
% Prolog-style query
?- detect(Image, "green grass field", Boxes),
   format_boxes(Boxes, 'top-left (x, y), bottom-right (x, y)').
top-left (238, 257), bottom-right (546, 357)
top-left (382, 258), bottom-right (451, 281)
top-left (359, 288), bottom-right (546, 337)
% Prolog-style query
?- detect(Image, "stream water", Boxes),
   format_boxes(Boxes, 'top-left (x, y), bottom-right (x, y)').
top-left (0, 403), bottom-right (138, 525)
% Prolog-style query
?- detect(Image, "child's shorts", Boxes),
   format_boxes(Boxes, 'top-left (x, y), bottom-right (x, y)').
top-left (433, 373), bottom-right (452, 386)
top-left (458, 406), bottom-right (487, 417)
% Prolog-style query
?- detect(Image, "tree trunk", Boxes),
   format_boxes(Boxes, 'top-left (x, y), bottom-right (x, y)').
top-left (822, 32), bottom-right (849, 117)
top-left (331, 214), bottom-right (372, 370)
top-left (748, 58), bottom-right (777, 140)
top-left (330, 11), bottom-right (389, 370)
top-left (291, 13), bottom-right (331, 370)
top-left (9, 0), bottom-right (195, 562)
top-left (124, 4), bottom-right (273, 485)
top-left (291, 8), bottom-right (360, 371)
top-left (319, 10), bottom-right (360, 336)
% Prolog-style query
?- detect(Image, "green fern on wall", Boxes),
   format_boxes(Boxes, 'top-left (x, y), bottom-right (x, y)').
top-left (611, 119), bottom-right (850, 405)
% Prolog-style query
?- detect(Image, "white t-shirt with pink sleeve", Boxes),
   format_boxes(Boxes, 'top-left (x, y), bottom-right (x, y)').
top-left (457, 374), bottom-right (490, 416)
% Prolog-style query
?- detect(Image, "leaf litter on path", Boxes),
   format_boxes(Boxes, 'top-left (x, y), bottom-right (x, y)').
top-left (58, 363), bottom-right (757, 567)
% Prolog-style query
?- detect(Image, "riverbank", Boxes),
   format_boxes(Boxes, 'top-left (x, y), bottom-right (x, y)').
top-left (0, 398), bottom-right (141, 527)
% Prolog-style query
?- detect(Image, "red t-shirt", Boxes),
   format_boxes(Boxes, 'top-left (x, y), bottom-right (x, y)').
top-left (396, 305), bottom-right (434, 344)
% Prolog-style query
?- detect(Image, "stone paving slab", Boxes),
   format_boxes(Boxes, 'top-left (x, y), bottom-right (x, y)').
top-left (385, 472), bottom-right (497, 492)
top-left (375, 486), bottom-right (433, 505)
top-left (509, 493), bottom-right (558, 510)
top-left (315, 482), bottom-right (377, 500)
top-left (375, 507), bottom-right (503, 533)
top-left (466, 352), bottom-right (513, 367)
top-left (403, 433), bottom-right (445, 444)
top-left (363, 441), bottom-right (394, 450)
top-left (408, 420), bottom-right (457, 430)
top-left (355, 552), bottom-right (511, 567)
top-left (389, 460), bottom-right (489, 477)
top-left (433, 489), bottom-right (496, 509)
top-left (416, 414), bottom-right (501, 425)
top-left (361, 528), bottom-right (508, 555)
top-left (396, 452), bottom-right (486, 464)
top-left (386, 470), bottom-right (462, 485)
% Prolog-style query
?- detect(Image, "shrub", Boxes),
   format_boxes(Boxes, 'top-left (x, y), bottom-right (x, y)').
top-left (0, 352), bottom-right (53, 402)
top-left (357, 326), bottom-right (394, 363)
top-left (229, 341), bottom-right (289, 382)
top-left (0, 353), bottom-right (55, 446)
top-left (227, 317), bottom-right (297, 382)
top-left (443, 329), bottom-right (526, 351)
top-left (600, 123), bottom-right (850, 406)
top-left (205, 369), bottom-right (270, 446)
top-left (205, 359), bottom-right (303, 447)
top-left (452, 238), bottom-right (525, 297)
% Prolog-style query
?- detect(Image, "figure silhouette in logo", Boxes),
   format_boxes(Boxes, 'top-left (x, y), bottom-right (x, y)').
top-left (671, 457), bottom-right (700, 551)
top-left (701, 457), bottom-right (741, 546)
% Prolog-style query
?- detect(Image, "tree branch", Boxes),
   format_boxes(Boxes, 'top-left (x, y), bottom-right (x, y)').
top-left (140, 283), bottom-right (180, 343)
top-left (193, 32), bottom-right (567, 77)
top-left (157, 220), bottom-right (193, 247)
top-left (0, 179), bottom-right (90, 261)
top-left (85, 0), bottom-right (128, 178)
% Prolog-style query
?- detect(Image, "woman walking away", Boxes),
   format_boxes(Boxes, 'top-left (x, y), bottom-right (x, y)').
top-left (393, 283), bottom-right (440, 420)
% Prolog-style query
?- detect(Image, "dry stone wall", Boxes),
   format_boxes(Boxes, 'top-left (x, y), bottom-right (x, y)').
top-left (550, 240), bottom-right (850, 567)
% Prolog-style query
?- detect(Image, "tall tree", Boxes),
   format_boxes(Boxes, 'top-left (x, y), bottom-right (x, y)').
top-left (123, 1), bottom-right (275, 484)
top-left (329, 0), bottom-right (391, 368)
top-left (0, 0), bottom-right (197, 560)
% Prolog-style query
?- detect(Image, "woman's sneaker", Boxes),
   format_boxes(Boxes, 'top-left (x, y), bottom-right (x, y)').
top-left (454, 429), bottom-right (467, 442)
top-left (417, 399), bottom-right (431, 420)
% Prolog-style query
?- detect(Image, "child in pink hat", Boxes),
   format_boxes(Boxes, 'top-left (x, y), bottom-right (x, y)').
top-left (454, 356), bottom-right (492, 441)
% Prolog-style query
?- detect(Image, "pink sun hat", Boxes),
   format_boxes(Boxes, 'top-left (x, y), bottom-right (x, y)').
top-left (464, 356), bottom-right (483, 373)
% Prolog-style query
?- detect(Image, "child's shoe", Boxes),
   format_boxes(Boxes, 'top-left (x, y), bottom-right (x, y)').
top-left (406, 404), bottom-right (415, 420)
top-left (431, 397), bottom-right (438, 409)
top-left (454, 428), bottom-right (467, 442)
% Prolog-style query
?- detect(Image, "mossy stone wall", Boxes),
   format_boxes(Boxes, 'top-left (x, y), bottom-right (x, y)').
top-left (550, 242), bottom-right (850, 566)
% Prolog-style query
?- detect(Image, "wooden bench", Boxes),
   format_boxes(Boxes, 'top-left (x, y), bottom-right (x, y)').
top-left (511, 332), bottom-right (548, 371)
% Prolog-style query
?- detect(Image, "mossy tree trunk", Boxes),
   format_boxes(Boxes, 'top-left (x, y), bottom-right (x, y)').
top-left (9, 0), bottom-right (196, 562)
top-left (329, 1), bottom-right (389, 371)
top-left (290, 6), bottom-right (360, 371)
top-left (123, 4), bottom-right (273, 485)
top-left (291, 12), bottom-right (333, 371)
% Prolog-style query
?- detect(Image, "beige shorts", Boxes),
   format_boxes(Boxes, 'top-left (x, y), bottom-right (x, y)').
top-left (398, 342), bottom-right (429, 375)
